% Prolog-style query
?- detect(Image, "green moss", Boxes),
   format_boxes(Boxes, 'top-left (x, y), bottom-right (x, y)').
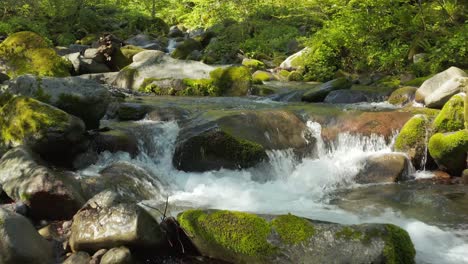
top-left (1, 31), bottom-right (49, 49)
top-left (403, 75), bottom-right (433, 87)
top-left (178, 210), bottom-right (276, 257)
top-left (242, 59), bottom-right (265, 71)
top-left (287, 71), bottom-right (303, 82)
top-left (388, 87), bottom-right (417, 105)
top-left (375, 76), bottom-right (401, 89)
top-left (394, 115), bottom-right (428, 152)
top-left (271, 214), bottom-right (315, 244)
top-left (336, 227), bottom-right (363, 241)
top-left (432, 94), bottom-right (465, 133)
top-left (0, 96), bottom-right (70, 146)
top-left (0, 32), bottom-right (71, 78)
top-left (121, 45), bottom-right (145, 60)
top-left (210, 66), bottom-right (252, 96)
top-left (279, 70), bottom-right (290, 79)
top-left (428, 130), bottom-right (468, 175)
top-left (35, 87), bottom-right (51, 103)
top-left (382, 224), bottom-right (416, 264)
top-left (252, 71), bottom-right (271, 83)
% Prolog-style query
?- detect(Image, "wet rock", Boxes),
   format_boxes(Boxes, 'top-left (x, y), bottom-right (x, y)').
top-left (168, 26), bottom-right (185, 38)
top-left (100, 247), bottom-right (133, 264)
top-left (4, 74), bottom-right (111, 129)
top-left (113, 50), bottom-right (215, 90)
top-left (116, 103), bottom-right (151, 121)
top-left (394, 115), bottom-right (431, 170)
top-left (0, 208), bottom-right (53, 264)
top-left (90, 249), bottom-right (108, 264)
top-left (146, 107), bottom-right (189, 122)
top-left (432, 93), bottom-right (465, 133)
top-left (0, 96), bottom-right (87, 166)
top-left (178, 209), bottom-right (415, 264)
top-left (174, 110), bottom-right (315, 172)
top-left (69, 191), bottom-right (165, 253)
top-left (0, 72), bottom-right (9, 83)
top-left (81, 162), bottom-right (163, 201)
top-left (302, 78), bottom-right (353, 102)
top-left (63, 252), bottom-right (91, 264)
top-left (415, 66), bottom-right (467, 103)
top-left (425, 77), bottom-right (468, 108)
top-left (388, 86), bottom-right (417, 106)
top-left (356, 153), bottom-right (412, 183)
top-left (92, 129), bottom-right (139, 156)
top-left (324, 90), bottom-right (368, 104)
top-left (428, 130), bottom-right (468, 176)
top-left (0, 147), bottom-right (86, 220)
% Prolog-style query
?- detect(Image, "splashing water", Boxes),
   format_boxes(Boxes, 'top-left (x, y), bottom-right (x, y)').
top-left (81, 120), bottom-right (468, 264)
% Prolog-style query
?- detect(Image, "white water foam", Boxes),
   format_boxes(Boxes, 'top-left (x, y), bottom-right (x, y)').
top-left (81, 120), bottom-right (468, 264)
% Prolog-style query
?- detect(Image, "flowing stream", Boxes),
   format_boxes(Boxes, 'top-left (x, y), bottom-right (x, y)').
top-left (81, 119), bottom-right (468, 264)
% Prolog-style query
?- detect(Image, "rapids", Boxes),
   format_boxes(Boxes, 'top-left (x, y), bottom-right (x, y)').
top-left (80, 117), bottom-right (468, 264)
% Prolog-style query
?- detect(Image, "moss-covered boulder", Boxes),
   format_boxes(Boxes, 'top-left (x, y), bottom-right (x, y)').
top-left (210, 66), bottom-right (252, 96)
top-left (178, 209), bottom-right (415, 264)
top-left (253, 71), bottom-right (273, 83)
top-left (432, 93), bottom-right (465, 133)
top-left (242, 58), bottom-right (265, 72)
top-left (428, 130), bottom-right (468, 176)
top-left (5, 74), bottom-right (111, 129)
top-left (0, 96), bottom-right (87, 164)
top-left (0, 31), bottom-right (71, 78)
top-left (287, 71), bottom-right (304, 82)
top-left (394, 115), bottom-right (430, 170)
top-left (121, 45), bottom-right (145, 60)
top-left (388, 87), bottom-right (417, 106)
top-left (0, 146), bottom-right (86, 220)
top-left (173, 129), bottom-right (267, 172)
top-left (116, 102), bottom-right (151, 121)
top-left (302, 78), bottom-right (352, 102)
top-left (171, 38), bottom-right (202, 60)
top-left (173, 110), bottom-right (316, 172)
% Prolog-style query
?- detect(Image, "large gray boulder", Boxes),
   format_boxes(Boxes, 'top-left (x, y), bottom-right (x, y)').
top-left (280, 48), bottom-right (310, 69)
top-left (69, 191), bottom-right (165, 253)
top-left (113, 50), bottom-right (215, 90)
top-left (178, 209), bottom-right (416, 264)
top-left (0, 208), bottom-right (53, 264)
top-left (416, 67), bottom-right (467, 103)
top-left (64, 52), bottom-right (111, 75)
top-left (0, 147), bottom-right (86, 220)
top-left (3, 74), bottom-right (111, 129)
top-left (356, 153), bottom-right (412, 184)
top-left (424, 77), bottom-right (468, 108)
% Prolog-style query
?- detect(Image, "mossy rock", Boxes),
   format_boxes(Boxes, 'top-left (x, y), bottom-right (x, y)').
top-left (432, 94), bottom-right (465, 133)
top-left (242, 59), bottom-right (265, 72)
top-left (121, 45), bottom-right (145, 60)
top-left (403, 75), bottom-right (433, 87)
top-left (178, 210), bottom-right (416, 264)
top-left (252, 71), bottom-right (272, 83)
top-left (78, 34), bottom-right (98, 46)
top-left (388, 87), bottom-right (417, 106)
top-left (279, 70), bottom-right (291, 80)
top-left (173, 129), bottom-right (267, 172)
top-left (0, 31), bottom-right (71, 78)
top-left (394, 115), bottom-right (430, 170)
top-left (171, 38), bottom-right (202, 60)
top-left (428, 130), bottom-right (468, 176)
top-left (181, 78), bottom-right (219, 96)
top-left (287, 71), bottom-right (303, 82)
top-left (210, 66), bottom-right (252, 96)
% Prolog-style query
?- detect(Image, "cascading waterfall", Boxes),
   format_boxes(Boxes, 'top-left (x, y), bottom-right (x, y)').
top-left (81, 119), bottom-right (468, 264)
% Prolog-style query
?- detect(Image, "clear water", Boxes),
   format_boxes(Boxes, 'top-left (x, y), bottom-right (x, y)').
top-left (81, 120), bottom-right (468, 264)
